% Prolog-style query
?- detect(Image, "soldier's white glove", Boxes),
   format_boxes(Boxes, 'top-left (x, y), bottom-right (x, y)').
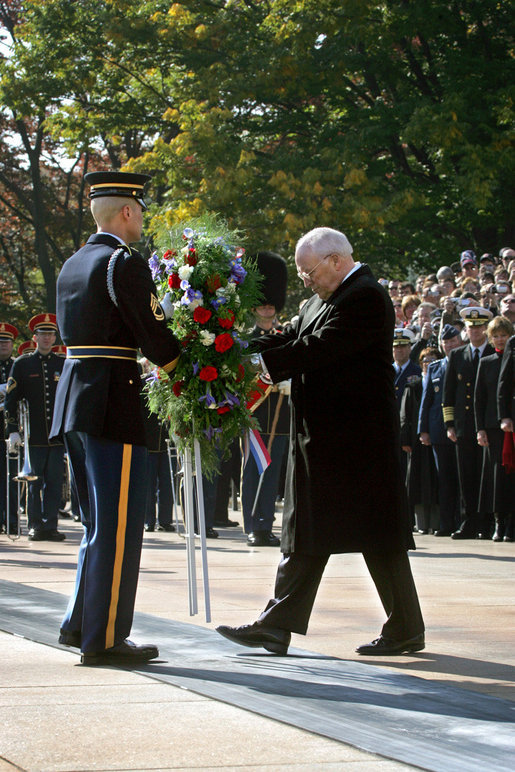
top-left (277, 380), bottom-right (291, 396)
top-left (160, 292), bottom-right (175, 321)
top-left (8, 432), bottom-right (21, 453)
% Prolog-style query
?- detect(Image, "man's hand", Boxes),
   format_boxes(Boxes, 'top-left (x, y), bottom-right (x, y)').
top-left (420, 322), bottom-right (432, 341)
top-left (447, 427), bottom-right (457, 443)
top-left (419, 432), bottom-right (431, 446)
top-left (8, 432), bottom-right (21, 453)
top-left (277, 380), bottom-right (291, 396)
top-left (477, 429), bottom-right (489, 447)
top-left (500, 418), bottom-right (514, 433)
top-left (160, 292), bottom-right (175, 321)
top-left (402, 445), bottom-right (412, 454)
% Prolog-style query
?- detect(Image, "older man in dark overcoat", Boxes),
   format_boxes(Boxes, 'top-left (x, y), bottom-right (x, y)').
top-left (217, 226), bottom-right (425, 656)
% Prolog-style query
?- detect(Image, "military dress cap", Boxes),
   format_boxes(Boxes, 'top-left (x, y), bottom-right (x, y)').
top-left (52, 345), bottom-right (67, 356)
top-left (460, 250), bottom-right (477, 266)
top-left (459, 306), bottom-right (493, 326)
top-left (85, 171), bottom-right (151, 211)
top-left (440, 323), bottom-right (461, 340)
top-left (28, 313), bottom-right (58, 334)
top-left (255, 251), bottom-right (288, 312)
top-left (393, 327), bottom-right (415, 346)
top-left (18, 340), bottom-right (37, 356)
top-left (0, 322), bottom-right (19, 340)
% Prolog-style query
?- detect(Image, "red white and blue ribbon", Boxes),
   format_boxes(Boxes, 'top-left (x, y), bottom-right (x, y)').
top-left (243, 428), bottom-right (271, 475)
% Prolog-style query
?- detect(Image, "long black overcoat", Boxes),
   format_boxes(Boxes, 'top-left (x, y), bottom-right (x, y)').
top-left (258, 264), bottom-right (414, 556)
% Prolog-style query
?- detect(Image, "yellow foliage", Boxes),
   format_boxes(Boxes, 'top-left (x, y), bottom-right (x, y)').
top-left (168, 4), bottom-right (192, 22)
top-left (195, 24), bottom-right (208, 39)
top-left (344, 167), bottom-right (367, 188)
top-left (313, 181), bottom-right (323, 195)
top-left (167, 198), bottom-right (205, 224)
top-left (283, 212), bottom-right (302, 230)
top-left (162, 108), bottom-right (180, 122)
top-left (322, 197), bottom-right (333, 211)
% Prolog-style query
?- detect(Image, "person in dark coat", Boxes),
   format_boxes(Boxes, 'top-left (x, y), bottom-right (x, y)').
top-left (50, 171), bottom-right (181, 666)
top-left (242, 250), bottom-right (290, 547)
top-left (400, 347), bottom-right (440, 534)
top-left (5, 314), bottom-right (65, 541)
top-left (475, 317), bottom-right (515, 541)
top-left (418, 325), bottom-right (463, 536)
top-left (442, 306), bottom-right (494, 539)
top-left (0, 322), bottom-right (19, 534)
top-left (497, 333), bottom-right (515, 541)
top-left (216, 226), bottom-right (424, 656)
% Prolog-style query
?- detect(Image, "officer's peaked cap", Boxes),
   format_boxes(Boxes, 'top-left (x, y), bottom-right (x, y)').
top-left (85, 171), bottom-right (151, 211)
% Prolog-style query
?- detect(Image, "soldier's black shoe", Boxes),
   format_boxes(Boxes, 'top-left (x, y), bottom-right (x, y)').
top-left (247, 531), bottom-right (280, 547)
top-left (144, 524), bottom-right (154, 532)
top-left (59, 629), bottom-right (81, 648)
top-left (356, 633), bottom-right (425, 656)
top-left (214, 519), bottom-right (239, 527)
top-left (156, 523), bottom-right (175, 532)
top-left (28, 529), bottom-right (66, 541)
top-left (216, 622), bottom-right (291, 655)
top-left (80, 639), bottom-right (159, 666)
top-left (451, 529), bottom-right (477, 539)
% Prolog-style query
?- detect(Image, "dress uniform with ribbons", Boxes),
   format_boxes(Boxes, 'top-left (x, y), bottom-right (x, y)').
top-left (442, 307), bottom-right (494, 537)
top-left (5, 314), bottom-right (65, 536)
top-left (50, 171), bottom-right (181, 658)
top-left (0, 322), bottom-right (19, 532)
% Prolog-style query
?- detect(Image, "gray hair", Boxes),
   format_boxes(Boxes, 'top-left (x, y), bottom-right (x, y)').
top-left (296, 227), bottom-right (353, 257)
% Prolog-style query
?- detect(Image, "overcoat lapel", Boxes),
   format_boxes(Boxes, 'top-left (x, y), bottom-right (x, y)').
top-left (298, 265), bottom-right (370, 336)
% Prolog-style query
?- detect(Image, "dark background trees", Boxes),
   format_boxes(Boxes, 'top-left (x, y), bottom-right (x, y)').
top-left (0, 0), bottom-right (513, 324)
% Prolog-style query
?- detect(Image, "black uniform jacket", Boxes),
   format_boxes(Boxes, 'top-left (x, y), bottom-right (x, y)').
top-left (257, 264), bottom-right (413, 556)
top-left (442, 343), bottom-right (494, 438)
top-left (51, 233), bottom-right (180, 446)
top-left (5, 351), bottom-right (64, 446)
top-left (1, 355), bottom-right (14, 440)
top-left (475, 352), bottom-right (504, 431)
top-left (497, 336), bottom-right (514, 422)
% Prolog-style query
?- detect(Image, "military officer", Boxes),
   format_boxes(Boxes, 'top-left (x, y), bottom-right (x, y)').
top-left (393, 328), bottom-right (422, 408)
top-left (418, 324), bottom-right (464, 535)
top-left (242, 251), bottom-right (289, 547)
top-left (51, 170), bottom-right (181, 666)
top-left (442, 307), bottom-right (494, 538)
top-left (0, 322), bottom-right (19, 534)
top-left (5, 314), bottom-right (65, 541)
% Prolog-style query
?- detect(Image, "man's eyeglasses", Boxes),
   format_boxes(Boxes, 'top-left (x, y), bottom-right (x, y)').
top-left (297, 252), bottom-right (333, 281)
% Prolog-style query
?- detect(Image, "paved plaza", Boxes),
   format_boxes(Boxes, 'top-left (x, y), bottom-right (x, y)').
top-left (0, 507), bottom-right (513, 771)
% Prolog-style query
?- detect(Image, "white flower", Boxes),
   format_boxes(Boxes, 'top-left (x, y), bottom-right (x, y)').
top-left (200, 331), bottom-right (215, 346)
top-left (189, 297), bottom-right (203, 311)
top-left (178, 265), bottom-right (194, 280)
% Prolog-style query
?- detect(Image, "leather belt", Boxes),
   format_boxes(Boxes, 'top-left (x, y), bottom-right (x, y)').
top-left (66, 346), bottom-right (138, 361)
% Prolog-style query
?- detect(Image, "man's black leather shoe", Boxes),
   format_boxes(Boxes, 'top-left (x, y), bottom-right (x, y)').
top-left (206, 527), bottom-right (219, 538)
top-left (356, 633), bottom-right (425, 656)
top-left (247, 531), bottom-right (280, 547)
top-left (80, 639), bottom-right (159, 666)
top-left (214, 519), bottom-right (239, 527)
top-left (157, 523), bottom-right (175, 532)
top-left (28, 529), bottom-right (66, 542)
top-left (144, 524), bottom-right (154, 532)
top-left (434, 530), bottom-right (451, 537)
top-left (216, 622), bottom-right (291, 655)
top-left (451, 529), bottom-right (476, 539)
top-left (59, 629), bottom-right (81, 648)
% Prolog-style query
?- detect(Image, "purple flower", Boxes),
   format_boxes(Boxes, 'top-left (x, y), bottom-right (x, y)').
top-left (224, 390), bottom-right (240, 407)
top-left (204, 425), bottom-right (222, 440)
top-left (199, 391), bottom-right (216, 408)
top-left (231, 331), bottom-right (249, 349)
top-left (148, 252), bottom-right (161, 280)
top-left (230, 259), bottom-right (247, 284)
top-left (211, 296), bottom-right (228, 310)
top-left (192, 361), bottom-right (199, 376)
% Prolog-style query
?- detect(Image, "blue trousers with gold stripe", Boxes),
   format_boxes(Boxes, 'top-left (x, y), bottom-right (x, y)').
top-left (61, 431), bottom-right (148, 653)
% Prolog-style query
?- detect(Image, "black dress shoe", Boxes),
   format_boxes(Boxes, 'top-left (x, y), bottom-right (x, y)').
top-left (356, 633), bottom-right (425, 656)
top-left (247, 531), bottom-right (280, 547)
top-left (206, 527), bottom-right (219, 538)
top-left (144, 524), bottom-right (154, 532)
top-left (451, 529), bottom-right (476, 539)
top-left (28, 529), bottom-right (66, 542)
top-left (434, 530), bottom-right (452, 537)
top-left (213, 519), bottom-right (239, 527)
top-left (216, 623), bottom-right (291, 655)
top-left (157, 523), bottom-right (175, 532)
top-left (59, 509), bottom-right (72, 519)
top-left (59, 629), bottom-right (81, 648)
top-left (80, 639), bottom-right (159, 666)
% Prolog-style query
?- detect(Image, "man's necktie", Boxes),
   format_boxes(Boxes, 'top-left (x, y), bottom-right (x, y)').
top-left (473, 348), bottom-right (480, 372)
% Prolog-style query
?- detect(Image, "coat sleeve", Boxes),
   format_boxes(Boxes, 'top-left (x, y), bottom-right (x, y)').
top-left (418, 369), bottom-right (434, 434)
top-left (442, 350), bottom-right (458, 428)
top-left (260, 286), bottom-right (387, 382)
top-left (114, 250), bottom-right (181, 375)
top-left (474, 359), bottom-right (488, 432)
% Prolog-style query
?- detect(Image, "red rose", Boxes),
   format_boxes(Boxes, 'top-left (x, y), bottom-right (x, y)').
top-left (193, 306), bottom-right (212, 324)
top-left (206, 273), bottom-right (222, 293)
top-left (217, 406), bottom-right (230, 415)
top-left (214, 333), bottom-right (234, 353)
top-left (163, 249), bottom-right (177, 260)
top-left (199, 366), bottom-right (218, 382)
top-left (172, 380), bottom-right (184, 397)
top-left (168, 273), bottom-right (181, 289)
top-left (218, 309), bottom-right (235, 329)
top-left (187, 248), bottom-right (197, 266)
top-left (236, 364), bottom-right (245, 382)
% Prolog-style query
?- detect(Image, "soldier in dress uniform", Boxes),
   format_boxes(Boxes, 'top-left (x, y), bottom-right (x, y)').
top-left (242, 251), bottom-right (289, 547)
top-left (17, 340), bottom-right (36, 356)
top-left (0, 323), bottom-right (19, 533)
top-left (50, 170), bottom-right (181, 666)
top-left (393, 328), bottom-right (421, 408)
top-left (418, 324), bottom-right (464, 535)
top-left (442, 307), bottom-right (494, 539)
top-left (5, 314), bottom-right (66, 541)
